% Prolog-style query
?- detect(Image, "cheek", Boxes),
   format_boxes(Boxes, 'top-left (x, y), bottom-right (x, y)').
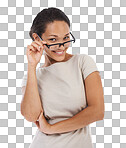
top-left (44, 46), bottom-right (50, 52)
top-left (66, 43), bottom-right (70, 49)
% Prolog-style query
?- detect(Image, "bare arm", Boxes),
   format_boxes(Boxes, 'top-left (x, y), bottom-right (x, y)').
top-left (21, 65), bottom-right (43, 122)
top-left (51, 105), bottom-right (103, 134)
top-left (50, 71), bottom-right (105, 134)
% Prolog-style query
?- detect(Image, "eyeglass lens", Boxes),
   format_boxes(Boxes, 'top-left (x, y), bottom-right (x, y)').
top-left (49, 41), bottom-right (72, 51)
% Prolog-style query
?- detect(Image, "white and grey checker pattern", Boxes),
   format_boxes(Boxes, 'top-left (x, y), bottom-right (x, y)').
top-left (0, 0), bottom-right (126, 148)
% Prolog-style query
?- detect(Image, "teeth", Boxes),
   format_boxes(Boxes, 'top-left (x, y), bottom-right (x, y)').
top-left (53, 51), bottom-right (64, 54)
top-left (56, 52), bottom-right (63, 54)
top-left (56, 52), bottom-right (63, 53)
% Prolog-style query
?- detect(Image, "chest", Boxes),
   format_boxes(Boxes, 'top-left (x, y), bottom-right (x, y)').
top-left (38, 67), bottom-right (87, 115)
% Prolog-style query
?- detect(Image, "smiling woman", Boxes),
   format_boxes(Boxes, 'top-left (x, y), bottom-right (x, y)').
top-left (29, 7), bottom-right (74, 67)
top-left (21, 7), bottom-right (104, 148)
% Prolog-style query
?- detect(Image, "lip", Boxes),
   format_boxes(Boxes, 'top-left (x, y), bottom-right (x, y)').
top-left (52, 50), bottom-right (64, 52)
top-left (52, 50), bottom-right (64, 55)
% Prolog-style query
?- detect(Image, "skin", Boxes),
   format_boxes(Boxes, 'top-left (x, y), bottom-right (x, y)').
top-left (31, 21), bottom-right (105, 135)
top-left (32, 21), bottom-right (74, 68)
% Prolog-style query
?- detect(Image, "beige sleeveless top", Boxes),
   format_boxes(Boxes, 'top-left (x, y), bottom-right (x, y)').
top-left (21, 53), bottom-right (99, 148)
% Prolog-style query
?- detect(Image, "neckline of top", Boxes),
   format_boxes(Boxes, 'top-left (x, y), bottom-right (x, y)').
top-left (39, 53), bottom-right (78, 70)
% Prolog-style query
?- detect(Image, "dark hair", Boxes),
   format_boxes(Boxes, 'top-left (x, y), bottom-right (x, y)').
top-left (29, 7), bottom-right (70, 41)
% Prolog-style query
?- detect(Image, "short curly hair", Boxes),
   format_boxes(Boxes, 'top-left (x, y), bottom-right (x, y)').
top-left (29, 7), bottom-right (70, 41)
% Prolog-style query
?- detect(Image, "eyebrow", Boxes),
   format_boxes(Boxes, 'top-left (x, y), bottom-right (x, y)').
top-left (48, 32), bottom-right (70, 37)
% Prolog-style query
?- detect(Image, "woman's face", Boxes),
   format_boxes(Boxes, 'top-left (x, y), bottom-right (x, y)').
top-left (41, 21), bottom-right (71, 63)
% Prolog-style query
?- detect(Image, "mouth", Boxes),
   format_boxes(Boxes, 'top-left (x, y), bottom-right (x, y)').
top-left (52, 50), bottom-right (64, 55)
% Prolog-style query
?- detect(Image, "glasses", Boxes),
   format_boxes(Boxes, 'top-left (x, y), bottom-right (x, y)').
top-left (36, 32), bottom-right (76, 51)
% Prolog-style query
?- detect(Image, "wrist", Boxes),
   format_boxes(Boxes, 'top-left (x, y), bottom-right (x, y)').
top-left (28, 64), bottom-right (36, 70)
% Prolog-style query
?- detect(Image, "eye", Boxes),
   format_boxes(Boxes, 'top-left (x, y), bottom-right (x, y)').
top-left (49, 36), bottom-right (69, 41)
top-left (49, 38), bottom-right (56, 41)
top-left (64, 36), bottom-right (69, 39)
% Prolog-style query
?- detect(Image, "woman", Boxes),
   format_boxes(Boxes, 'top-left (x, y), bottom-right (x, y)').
top-left (21, 7), bottom-right (105, 148)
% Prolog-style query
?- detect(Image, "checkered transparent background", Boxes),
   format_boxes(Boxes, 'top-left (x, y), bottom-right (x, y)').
top-left (0, 0), bottom-right (126, 148)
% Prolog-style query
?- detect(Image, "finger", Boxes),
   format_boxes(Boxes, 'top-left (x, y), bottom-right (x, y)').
top-left (32, 41), bottom-right (46, 51)
top-left (27, 45), bottom-right (34, 55)
top-left (35, 40), bottom-right (47, 51)
top-left (41, 40), bottom-right (47, 45)
top-left (28, 45), bottom-right (37, 52)
top-left (31, 41), bottom-right (41, 50)
top-left (34, 40), bottom-right (43, 48)
top-left (31, 42), bottom-right (42, 51)
top-left (35, 40), bottom-right (47, 46)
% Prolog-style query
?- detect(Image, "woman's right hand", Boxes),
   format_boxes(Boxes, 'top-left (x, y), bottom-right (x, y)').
top-left (26, 40), bottom-right (47, 68)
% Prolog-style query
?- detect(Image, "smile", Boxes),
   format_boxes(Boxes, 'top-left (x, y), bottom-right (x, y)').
top-left (52, 50), bottom-right (64, 55)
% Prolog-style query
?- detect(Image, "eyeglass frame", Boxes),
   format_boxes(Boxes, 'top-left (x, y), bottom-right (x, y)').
top-left (36, 32), bottom-right (76, 49)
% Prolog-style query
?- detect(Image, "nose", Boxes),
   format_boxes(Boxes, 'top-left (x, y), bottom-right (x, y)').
top-left (59, 43), bottom-right (64, 48)
top-left (59, 43), bottom-right (65, 50)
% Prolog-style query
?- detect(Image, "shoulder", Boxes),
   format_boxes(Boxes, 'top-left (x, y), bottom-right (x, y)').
top-left (77, 54), bottom-right (95, 66)
top-left (78, 53), bottom-right (93, 60)
top-left (78, 54), bottom-right (97, 65)
top-left (78, 54), bottom-right (99, 80)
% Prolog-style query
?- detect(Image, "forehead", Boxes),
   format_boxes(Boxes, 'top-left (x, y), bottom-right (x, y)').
top-left (44, 21), bottom-right (70, 37)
